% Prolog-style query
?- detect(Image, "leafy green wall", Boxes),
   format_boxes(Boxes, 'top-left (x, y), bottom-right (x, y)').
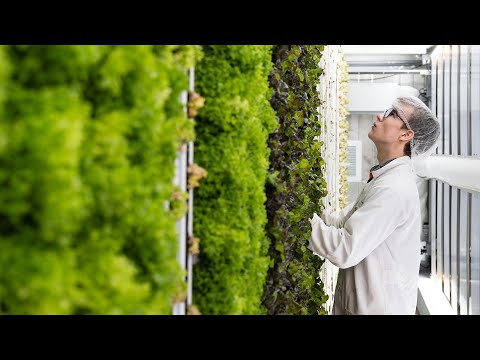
top-left (192, 46), bottom-right (277, 314)
top-left (0, 45), bottom-right (200, 314)
top-left (263, 45), bottom-right (329, 315)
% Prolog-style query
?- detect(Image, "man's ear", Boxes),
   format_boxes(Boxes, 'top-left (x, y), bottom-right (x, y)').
top-left (401, 129), bottom-right (414, 141)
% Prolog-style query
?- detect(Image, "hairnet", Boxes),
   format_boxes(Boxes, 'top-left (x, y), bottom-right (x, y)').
top-left (392, 96), bottom-right (440, 158)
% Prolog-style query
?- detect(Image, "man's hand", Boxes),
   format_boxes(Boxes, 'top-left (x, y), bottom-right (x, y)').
top-left (308, 212), bottom-right (325, 259)
top-left (319, 211), bottom-right (342, 228)
top-left (309, 212), bottom-right (322, 226)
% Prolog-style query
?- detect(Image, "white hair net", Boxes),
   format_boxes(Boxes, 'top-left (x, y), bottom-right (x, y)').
top-left (392, 96), bottom-right (440, 157)
top-left (392, 96), bottom-right (441, 174)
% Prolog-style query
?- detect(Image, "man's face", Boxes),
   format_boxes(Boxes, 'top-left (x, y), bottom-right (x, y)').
top-left (368, 105), bottom-right (413, 147)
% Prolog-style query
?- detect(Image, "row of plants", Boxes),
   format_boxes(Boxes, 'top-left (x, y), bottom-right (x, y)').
top-left (192, 46), bottom-right (278, 314)
top-left (0, 45), bottom-right (201, 314)
top-left (262, 45), bottom-right (329, 314)
top-left (338, 52), bottom-right (350, 211)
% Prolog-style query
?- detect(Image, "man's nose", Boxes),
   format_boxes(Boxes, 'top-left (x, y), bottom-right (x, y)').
top-left (376, 113), bottom-right (384, 122)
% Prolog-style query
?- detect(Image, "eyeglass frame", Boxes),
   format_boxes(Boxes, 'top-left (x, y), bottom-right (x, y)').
top-left (383, 107), bottom-right (415, 153)
top-left (383, 107), bottom-right (413, 131)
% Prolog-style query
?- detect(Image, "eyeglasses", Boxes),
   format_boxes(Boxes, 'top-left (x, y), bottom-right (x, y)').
top-left (383, 107), bottom-right (412, 131)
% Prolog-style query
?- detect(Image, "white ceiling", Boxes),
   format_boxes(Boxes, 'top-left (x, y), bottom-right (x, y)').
top-left (340, 45), bottom-right (434, 55)
top-left (341, 46), bottom-right (436, 74)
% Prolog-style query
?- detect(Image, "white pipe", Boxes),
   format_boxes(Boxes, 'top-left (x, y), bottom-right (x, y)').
top-left (187, 67), bottom-right (195, 308)
top-left (414, 155), bottom-right (480, 193)
top-left (172, 82), bottom-right (190, 315)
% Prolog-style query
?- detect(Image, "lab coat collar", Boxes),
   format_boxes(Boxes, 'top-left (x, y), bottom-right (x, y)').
top-left (371, 156), bottom-right (412, 180)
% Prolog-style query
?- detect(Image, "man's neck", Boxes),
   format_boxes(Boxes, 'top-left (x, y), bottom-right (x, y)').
top-left (376, 149), bottom-right (405, 165)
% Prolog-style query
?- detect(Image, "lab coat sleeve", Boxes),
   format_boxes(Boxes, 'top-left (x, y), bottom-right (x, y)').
top-left (320, 202), bottom-right (355, 227)
top-left (309, 186), bottom-right (404, 269)
top-left (320, 211), bottom-right (342, 227)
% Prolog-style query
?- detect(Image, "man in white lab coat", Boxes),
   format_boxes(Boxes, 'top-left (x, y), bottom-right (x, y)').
top-left (309, 96), bottom-right (440, 315)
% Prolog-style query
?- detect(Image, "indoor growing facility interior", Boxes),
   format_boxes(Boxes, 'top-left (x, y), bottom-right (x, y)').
top-left (0, 45), bottom-right (477, 315)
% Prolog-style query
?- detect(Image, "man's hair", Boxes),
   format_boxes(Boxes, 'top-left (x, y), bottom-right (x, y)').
top-left (393, 96), bottom-right (440, 158)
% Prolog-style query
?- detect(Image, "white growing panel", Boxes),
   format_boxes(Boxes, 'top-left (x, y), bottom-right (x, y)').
top-left (444, 46), bottom-right (451, 155)
top-left (459, 46), bottom-right (471, 315)
top-left (430, 50), bottom-right (438, 279)
top-left (439, 46), bottom-right (445, 155)
top-left (436, 47), bottom-right (444, 290)
top-left (471, 192), bottom-right (480, 314)
top-left (470, 46), bottom-right (480, 315)
top-left (451, 45), bottom-right (459, 154)
top-left (471, 46), bottom-right (480, 157)
top-left (450, 46), bottom-right (460, 313)
top-left (429, 44), bottom-right (480, 315)
top-left (460, 45), bottom-right (470, 157)
top-left (443, 46), bottom-right (451, 301)
top-left (317, 45), bottom-right (343, 314)
top-left (451, 186), bottom-right (460, 314)
top-left (172, 69), bottom-right (197, 314)
top-left (459, 190), bottom-right (470, 315)
top-left (430, 179), bottom-right (437, 280)
top-left (186, 67), bottom-right (195, 309)
top-left (173, 143), bottom-right (188, 315)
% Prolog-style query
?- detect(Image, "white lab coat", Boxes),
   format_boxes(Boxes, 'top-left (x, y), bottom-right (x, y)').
top-left (309, 156), bottom-right (421, 315)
